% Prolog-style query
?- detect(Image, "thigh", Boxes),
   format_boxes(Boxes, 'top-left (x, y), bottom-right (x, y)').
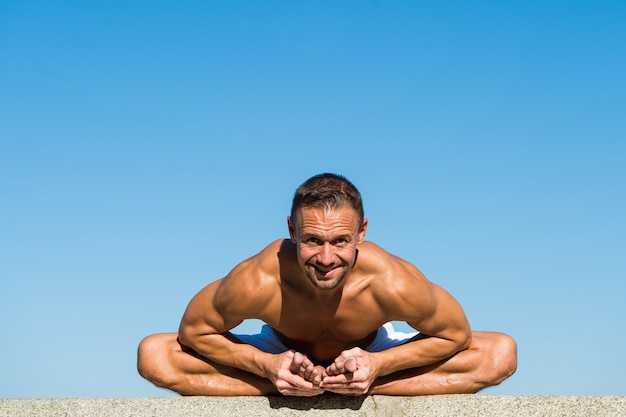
top-left (468, 331), bottom-right (516, 352)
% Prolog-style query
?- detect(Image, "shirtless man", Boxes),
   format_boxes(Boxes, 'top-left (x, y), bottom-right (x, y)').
top-left (137, 173), bottom-right (517, 396)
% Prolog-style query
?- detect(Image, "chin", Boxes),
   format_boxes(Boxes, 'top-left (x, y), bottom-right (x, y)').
top-left (307, 272), bottom-right (346, 291)
top-left (314, 281), bottom-right (341, 290)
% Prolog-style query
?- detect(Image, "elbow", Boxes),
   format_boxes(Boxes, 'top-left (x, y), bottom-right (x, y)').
top-left (458, 318), bottom-right (473, 351)
top-left (178, 321), bottom-right (221, 351)
top-left (461, 332), bottom-right (472, 351)
top-left (177, 323), bottom-right (199, 350)
top-left (439, 329), bottom-right (472, 358)
top-left (455, 328), bottom-right (472, 353)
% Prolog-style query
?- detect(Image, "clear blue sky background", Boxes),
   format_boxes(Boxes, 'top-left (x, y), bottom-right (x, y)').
top-left (1, 1), bottom-right (625, 398)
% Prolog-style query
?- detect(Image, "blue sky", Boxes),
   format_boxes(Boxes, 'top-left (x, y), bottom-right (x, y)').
top-left (1, 1), bottom-right (625, 397)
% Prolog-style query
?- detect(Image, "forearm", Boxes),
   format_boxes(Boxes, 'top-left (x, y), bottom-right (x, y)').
top-left (178, 329), bottom-right (272, 379)
top-left (372, 334), bottom-right (471, 377)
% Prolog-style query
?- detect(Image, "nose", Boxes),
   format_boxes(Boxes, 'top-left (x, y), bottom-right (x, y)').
top-left (316, 242), bottom-right (334, 266)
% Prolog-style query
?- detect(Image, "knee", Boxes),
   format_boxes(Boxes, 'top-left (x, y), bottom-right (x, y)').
top-left (137, 333), bottom-right (177, 389)
top-left (482, 332), bottom-right (518, 386)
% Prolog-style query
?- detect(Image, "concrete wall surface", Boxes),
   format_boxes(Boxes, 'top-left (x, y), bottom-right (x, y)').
top-left (1, 395), bottom-right (625, 417)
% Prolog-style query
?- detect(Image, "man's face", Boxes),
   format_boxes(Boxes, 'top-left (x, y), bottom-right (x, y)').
top-left (288, 205), bottom-right (368, 291)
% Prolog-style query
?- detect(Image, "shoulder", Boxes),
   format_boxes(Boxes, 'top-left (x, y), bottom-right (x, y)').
top-left (227, 239), bottom-right (284, 279)
top-left (183, 239), bottom-right (285, 331)
top-left (356, 241), bottom-right (436, 316)
top-left (356, 241), bottom-right (427, 282)
top-left (212, 239), bottom-right (284, 315)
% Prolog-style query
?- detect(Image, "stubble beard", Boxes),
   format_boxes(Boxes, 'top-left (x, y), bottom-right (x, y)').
top-left (304, 264), bottom-right (349, 290)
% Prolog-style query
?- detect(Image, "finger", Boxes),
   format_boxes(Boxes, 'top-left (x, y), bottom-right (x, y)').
top-left (326, 359), bottom-right (346, 376)
top-left (324, 362), bottom-right (339, 376)
top-left (282, 387), bottom-right (325, 397)
top-left (344, 356), bottom-right (358, 373)
top-left (282, 375), bottom-right (325, 396)
top-left (326, 355), bottom-right (357, 376)
top-left (290, 351), bottom-right (306, 373)
top-left (293, 354), bottom-right (321, 384)
top-left (323, 386), bottom-right (366, 396)
top-left (295, 354), bottom-right (317, 381)
top-left (320, 379), bottom-right (370, 395)
top-left (310, 365), bottom-right (325, 385)
top-left (321, 373), bottom-right (351, 385)
top-left (296, 353), bottom-right (318, 374)
top-left (300, 363), bottom-right (316, 382)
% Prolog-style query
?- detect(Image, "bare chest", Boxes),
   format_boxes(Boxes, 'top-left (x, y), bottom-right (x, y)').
top-left (262, 291), bottom-right (386, 364)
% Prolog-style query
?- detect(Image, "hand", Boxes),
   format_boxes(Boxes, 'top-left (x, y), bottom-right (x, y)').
top-left (321, 348), bottom-right (379, 395)
top-left (266, 350), bottom-right (325, 396)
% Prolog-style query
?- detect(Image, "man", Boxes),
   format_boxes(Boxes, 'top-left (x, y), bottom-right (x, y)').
top-left (138, 173), bottom-right (517, 396)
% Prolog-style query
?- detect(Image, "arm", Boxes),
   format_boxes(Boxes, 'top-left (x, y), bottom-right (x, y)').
top-left (177, 273), bottom-right (271, 378)
top-left (323, 256), bottom-right (471, 393)
top-left (373, 281), bottom-right (472, 376)
top-left (177, 247), bottom-right (324, 396)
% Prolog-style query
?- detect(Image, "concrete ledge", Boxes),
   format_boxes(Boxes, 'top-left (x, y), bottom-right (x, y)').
top-left (2, 395), bottom-right (625, 416)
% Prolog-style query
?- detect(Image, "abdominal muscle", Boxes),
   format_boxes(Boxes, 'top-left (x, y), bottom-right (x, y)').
top-left (274, 326), bottom-right (379, 366)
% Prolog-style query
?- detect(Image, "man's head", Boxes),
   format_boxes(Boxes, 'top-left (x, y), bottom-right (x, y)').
top-left (290, 173), bottom-right (364, 227)
top-left (288, 174), bottom-right (368, 291)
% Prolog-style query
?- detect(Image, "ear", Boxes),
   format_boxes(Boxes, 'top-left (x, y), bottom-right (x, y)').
top-left (287, 216), bottom-right (297, 242)
top-left (357, 218), bottom-right (368, 244)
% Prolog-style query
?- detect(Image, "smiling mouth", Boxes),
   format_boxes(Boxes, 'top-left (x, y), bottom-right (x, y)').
top-left (312, 265), bottom-right (341, 278)
top-left (314, 266), bottom-right (332, 275)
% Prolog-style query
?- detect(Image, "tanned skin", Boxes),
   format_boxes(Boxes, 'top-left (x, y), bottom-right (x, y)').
top-left (137, 205), bottom-right (517, 396)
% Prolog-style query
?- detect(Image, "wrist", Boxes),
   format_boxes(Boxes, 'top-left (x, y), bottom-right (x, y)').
top-left (368, 351), bottom-right (389, 379)
top-left (256, 351), bottom-right (277, 380)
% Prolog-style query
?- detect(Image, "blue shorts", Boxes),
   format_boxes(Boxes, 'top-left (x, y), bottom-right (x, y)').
top-left (231, 322), bottom-right (418, 354)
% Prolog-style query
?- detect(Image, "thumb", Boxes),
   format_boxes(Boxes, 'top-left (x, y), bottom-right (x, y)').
top-left (344, 356), bottom-right (358, 372)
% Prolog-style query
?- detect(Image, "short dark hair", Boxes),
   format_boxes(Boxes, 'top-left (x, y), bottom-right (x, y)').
top-left (291, 173), bottom-right (364, 225)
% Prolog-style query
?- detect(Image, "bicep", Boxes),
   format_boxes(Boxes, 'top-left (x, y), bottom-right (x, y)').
top-left (378, 259), bottom-right (470, 342)
top-left (406, 283), bottom-right (471, 344)
top-left (180, 264), bottom-right (276, 338)
top-left (179, 279), bottom-right (239, 337)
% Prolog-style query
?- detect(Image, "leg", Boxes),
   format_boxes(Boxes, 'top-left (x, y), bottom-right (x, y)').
top-left (369, 331), bottom-right (517, 395)
top-left (137, 333), bottom-right (279, 395)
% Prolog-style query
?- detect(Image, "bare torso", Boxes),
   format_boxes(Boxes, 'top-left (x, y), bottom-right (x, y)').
top-left (219, 239), bottom-right (425, 364)
top-left (268, 272), bottom-right (383, 364)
